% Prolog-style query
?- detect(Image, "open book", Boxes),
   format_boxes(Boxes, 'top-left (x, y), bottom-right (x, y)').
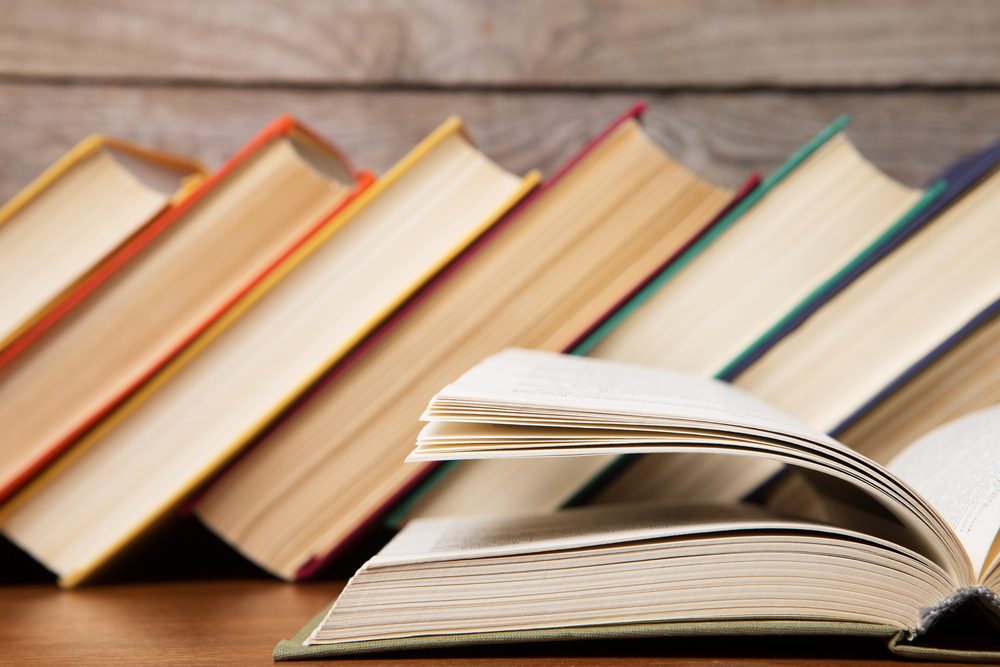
top-left (280, 349), bottom-right (1000, 661)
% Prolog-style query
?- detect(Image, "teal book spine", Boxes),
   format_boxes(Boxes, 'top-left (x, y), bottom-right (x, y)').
top-left (572, 114), bottom-right (852, 356)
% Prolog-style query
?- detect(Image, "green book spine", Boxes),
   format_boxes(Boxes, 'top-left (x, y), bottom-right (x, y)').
top-left (571, 114), bottom-right (851, 356)
top-left (716, 177), bottom-right (946, 379)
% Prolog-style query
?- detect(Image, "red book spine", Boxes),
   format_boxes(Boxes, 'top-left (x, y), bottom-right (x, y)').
top-left (0, 117), bottom-right (312, 372)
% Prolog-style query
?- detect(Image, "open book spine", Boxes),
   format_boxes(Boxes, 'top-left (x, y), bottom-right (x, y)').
top-left (889, 587), bottom-right (1000, 661)
top-left (286, 102), bottom-right (648, 580)
top-left (0, 136), bottom-right (207, 365)
top-left (720, 138), bottom-right (1000, 381)
top-left (0, 118), bottom-right (370, 506)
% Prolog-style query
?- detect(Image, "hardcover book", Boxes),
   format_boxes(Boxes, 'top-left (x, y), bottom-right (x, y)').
top-left (0, 116), bottom-right (367, 504)
top-left (0, 135), bottom-right (203, 362)
top-left (278, 349), bottom-right (1000, 663)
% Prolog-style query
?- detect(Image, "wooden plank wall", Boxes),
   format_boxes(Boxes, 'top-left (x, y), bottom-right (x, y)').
top-left (2, 0), bottom-right (1000, 200)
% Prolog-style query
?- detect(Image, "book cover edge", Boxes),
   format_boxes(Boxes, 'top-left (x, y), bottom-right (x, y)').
top-left (0, 137), bottom-right (207, 355)
top-left (276, 615), bottom-right (898, 660)
top-left (0, 118), bottom-right (362, 510)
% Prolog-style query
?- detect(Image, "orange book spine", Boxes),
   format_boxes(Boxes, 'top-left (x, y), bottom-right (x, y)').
top-left (0, 173), bottom-right (374, 505)
top-left (0, 119), bottom-right (368, 504)
top-left (0, 118), bottom-right (308, 371)
top-left (0, 137), bottom-right (205, 361)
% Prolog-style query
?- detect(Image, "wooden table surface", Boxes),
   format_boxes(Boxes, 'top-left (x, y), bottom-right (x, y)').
top-left (0, 580), bottom-right (957, 667)
top-left (2, 2), bottom-right (999, 664)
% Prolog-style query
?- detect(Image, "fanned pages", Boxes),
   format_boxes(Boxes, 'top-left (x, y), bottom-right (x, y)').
top-left (0, 136), bottom-right (203, 358)
top-left (406, 117), bottom-right (938, 521)
top-left (0, 117), bottom-right (360, 503)
top-left (194, 107), bottom-right (737, 580)
top-left (279, 349), bottom-right (999, 661)
top-left (313, 504), bottom-right (953, 642)
top-left (0, 118), bottom-right (535, 586)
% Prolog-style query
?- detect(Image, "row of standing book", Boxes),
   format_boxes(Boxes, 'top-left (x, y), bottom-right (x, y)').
top-left (1, 102), bottom-right (999, 659)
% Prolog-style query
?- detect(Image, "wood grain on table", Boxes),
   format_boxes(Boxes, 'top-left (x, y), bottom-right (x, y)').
top-left (1, 1), bottom-right (997, 665)
top-left (0, 581), bottom-right (956, 667)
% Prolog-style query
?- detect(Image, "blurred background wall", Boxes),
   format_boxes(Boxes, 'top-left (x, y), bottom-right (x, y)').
top-left (2, 0), bottom-right (1000, 199)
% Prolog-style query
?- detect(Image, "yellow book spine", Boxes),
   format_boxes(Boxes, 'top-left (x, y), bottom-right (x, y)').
top-left (0, 136), bottom-right (206, 350)
top-left (0, 135), bottom-right (101, 226)
top-left (0, 134), bottom-right (205, 227)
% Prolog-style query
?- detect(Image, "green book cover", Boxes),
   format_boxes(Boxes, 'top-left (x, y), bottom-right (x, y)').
top-left (274, 600), bottom-right (1000, 661)
top-left (274, 601), bottom-right (898, 661)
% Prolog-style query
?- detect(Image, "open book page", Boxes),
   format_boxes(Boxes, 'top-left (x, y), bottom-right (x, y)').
top-left (309, 497), bottom-right (959, 646)
top-left (375, 501), bottom-right (905, 567)
top-left (427, 348), bottom-right (837, 447)
top-left (416, 349), bottom-right (976, 584)
top-left (889, 407), bottom-right (1000, 580)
